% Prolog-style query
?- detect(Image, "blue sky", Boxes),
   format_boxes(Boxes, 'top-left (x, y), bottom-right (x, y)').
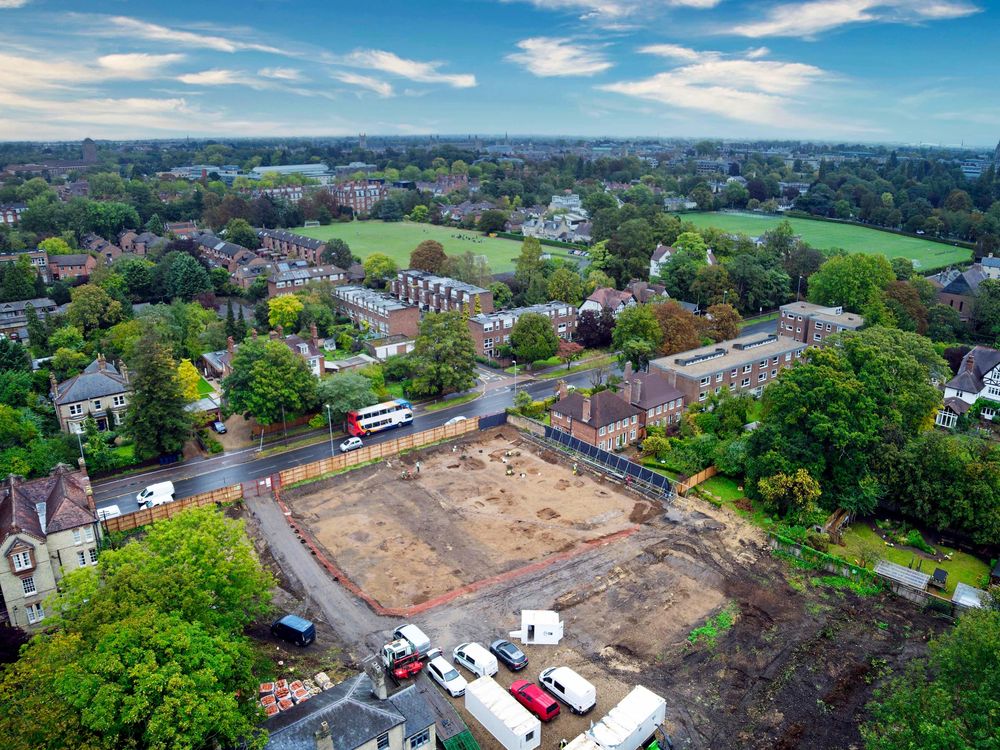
top-left (0, 0), bottom-right (996, 146)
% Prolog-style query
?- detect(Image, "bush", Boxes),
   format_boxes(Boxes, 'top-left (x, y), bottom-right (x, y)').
top-left (905, 529), bottom-right (936, 555)
top-left (308, 414), bottom-right (327, 429)
top-left (806, 531), bottom-right (831, 553)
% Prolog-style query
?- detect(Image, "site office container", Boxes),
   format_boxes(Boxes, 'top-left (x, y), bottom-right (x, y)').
top-left (465, 676), bottom-right (541, 750)
top-left (564, 685), bottom-right (666, 750)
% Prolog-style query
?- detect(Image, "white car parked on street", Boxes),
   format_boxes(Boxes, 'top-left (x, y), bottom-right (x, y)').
top-left (426, 652), bottom-right (467, 697)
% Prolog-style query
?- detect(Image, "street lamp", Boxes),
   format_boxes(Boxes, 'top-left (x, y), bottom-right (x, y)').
top-left (325, 404), bottom-right (334, 458)
top-left (796, 275), bottom-right (803, 301)
top-left (722, 290), bottom-right (729, 305)
top-left (75, 429), bottom-right (84, 462)
top-left (512, 360), bottom-right (517, 402)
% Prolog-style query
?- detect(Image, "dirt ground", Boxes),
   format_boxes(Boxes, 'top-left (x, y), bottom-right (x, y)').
top-left (283, 430), bottom-right (654, 609)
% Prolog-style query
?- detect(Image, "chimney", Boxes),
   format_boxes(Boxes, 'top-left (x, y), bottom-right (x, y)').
top-left (633, 376), bottom-right (642, 405)
top-left (582, 396), bottom-right (591, 424)
top-left (270, 326), bottom-right (281, 340)
top-left (314, 721), bottom-right (334, 750)
top-left (118, 361), bottom-right (129, 385)
top-left (49, 371), bottom-right (58, 397)
top-left (556, 380), bottom-right (568, 400)
top-left (623, 361), bottom-right (633, 381)
top-left (965, 351), bottom-right (976, 373)
top-left (622, 377), bottom-right (632, 406)
top-left (310, 322), bottom-right (319, 349)
top-left (226, 336), bottom-right (235, 354)
top-left (97, 352), bottom-right (105, 371)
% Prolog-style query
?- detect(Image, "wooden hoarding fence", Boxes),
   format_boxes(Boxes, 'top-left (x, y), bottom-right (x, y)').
top-left (675, 466), bottom-right (718, 496)
top-left (101, 484), bottom-right (243, 534)
top-left (278, 417), bottom-right (482, 486)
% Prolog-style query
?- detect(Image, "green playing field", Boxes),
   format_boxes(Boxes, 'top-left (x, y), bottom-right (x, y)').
top-left (297, 221), bottom-right (542, 272)
top-left (682, 212), bottom-right (971, 270)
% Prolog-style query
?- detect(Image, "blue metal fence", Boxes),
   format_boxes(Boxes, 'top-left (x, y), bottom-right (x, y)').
top-left (478, 412), bottom-right (508, 429)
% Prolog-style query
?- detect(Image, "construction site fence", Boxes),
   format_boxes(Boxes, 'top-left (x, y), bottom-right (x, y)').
top-left (278, 417), bottom-right (483, 486)
top-left (505, 412), bottom-right (545, 436)
top-left (101, 484), bottom-right (244, 534)
top-left (676, 466), bottom-right (718, 495)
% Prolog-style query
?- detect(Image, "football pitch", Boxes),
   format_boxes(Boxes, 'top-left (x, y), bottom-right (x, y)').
top-left (682, 212), bottom-right (971, 269)
top-left (297, 220), bottom-right (556, 273)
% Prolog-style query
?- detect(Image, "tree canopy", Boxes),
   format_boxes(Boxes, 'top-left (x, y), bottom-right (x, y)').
top-left (223, 336), bottom-right (317, 425)
top-left (510, 312), bottom-right (560, 364)
top-left (408, 311), bottom-right (477, 396)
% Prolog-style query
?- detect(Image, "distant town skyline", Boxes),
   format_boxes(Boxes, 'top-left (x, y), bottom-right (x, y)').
top-left (0, 0), bottom-right (996, 145)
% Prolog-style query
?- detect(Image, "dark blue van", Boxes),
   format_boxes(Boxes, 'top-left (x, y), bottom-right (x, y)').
top-left (271, 614), bottom-right (316, 646)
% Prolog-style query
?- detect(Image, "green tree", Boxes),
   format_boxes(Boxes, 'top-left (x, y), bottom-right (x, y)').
top-left (51, 347), bottom-right (90, 380)
top-left (807, 253), bottom-right (894, 312)
top-left (409, 312), bottom-right (477, 396)
top-left (408, 204), bottom-right (429, 223)
top-left (409, 240), bottom-right (447, 273)
top-left (0, 338), bottom-right (31, 372)
top-left (862, 609), bottom-right (999, 750)
top-left (510, 312), bottom-right (560, 364)
top-left (156, 252), bottom-right (212, 301)
top-left (267, 295), bottom-right (303, 331)
top-left (67, 284), bottom-right (124, 335)
top-left (125, 329), bottom-right (191, 460)
top-left (24, 305), bottom-right (47, 353)
top-left (321, 238), bottom-right (354, 269)
top-left (477, 209), bottom-right (508, 234)
top-left (37, 236), bottom-right (74, 255)
top-left (757, 469), bottom-right (822, 521)
top-left (144, 212), bottom-right (165, 235)
top-left (515, 237), bottom-right (544, 284)
top-left (316, 372), bottom-right (379, 425)
top-left (490, 281), bottom-right (513, 308)
top-left (926, 304), bottom-right (963, 342)
top-left (546, 268), bottom-right (584, 306)
top-left (223, 336), bottom-right (317, 425)
top-left (0, 254), bottom-right (39, 302)
top-left (48, 325), bottom-right (85, 352)
top-left (612, 305), bottom-right (663, 367)
top-left (224, 217), bottom-right (259, 249)
top-left (363, 253), bottom-right (398, 289)
top-left (114, 256), bottom-right (155, 301)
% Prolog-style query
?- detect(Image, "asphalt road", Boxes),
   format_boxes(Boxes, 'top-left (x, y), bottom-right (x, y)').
top-left (93, 364), bottom-right (622, 515)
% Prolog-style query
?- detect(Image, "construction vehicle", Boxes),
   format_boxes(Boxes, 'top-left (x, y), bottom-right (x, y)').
top-left (380, 638), bottom-right (424, 682)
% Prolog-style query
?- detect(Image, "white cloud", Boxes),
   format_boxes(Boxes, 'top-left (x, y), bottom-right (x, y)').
top-left (104, 16), bottom-right (282, 53)
top-left (638, 44), bottom-right (709, 61)
top-left (331, 71), bottom-right (394, 97)
top-left (510, 0), bottom-right (720, 20)
top-left (730, 0), bottom-right (980, 38)
top-left (97, 53), bottom-right (185, 78)
top-left (258, 67), bottom-right (303, 81)
top-left (0, 0), bottom-right (31, 7)
top-left (178, 69), bottom-right (253, 86)
top-left (340, 49), bottom-right (476, 88)
top-left (506, 37), bottom-right (612, 77)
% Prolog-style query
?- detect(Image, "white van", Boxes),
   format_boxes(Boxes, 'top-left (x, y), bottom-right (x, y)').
top-left (393, 624), bottom-right (431, 656)
top-left (136, 481), bottom-right (176, 509)
top-left (539, 666), bottom-right (596, 714)
top-left (453, 642), bottom-right (499, 678)
top-left (96, 504), bottom-right (121, 521)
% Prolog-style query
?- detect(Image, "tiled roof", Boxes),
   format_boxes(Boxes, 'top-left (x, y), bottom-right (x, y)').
top-left (585, 287), bottom-right (633, 309)
top-left (552, 389), bottom-right (641, 428)
top-left (49, 253), bottom-right (92, 266)
top-left (54, 358), bottom-right (128, 404)
top-left (946, 345), bottom-right (1000, 393)
top-left (0, 465), bottom-right (94, 544)
top-left (624, 369), bottom-right (684, 410)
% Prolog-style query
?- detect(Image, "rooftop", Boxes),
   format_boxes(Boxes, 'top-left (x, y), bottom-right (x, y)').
top-left (650, 333), bottom-right (805, 379)
top-left (780, 301), bottom-right (864, 328)
top-left (471, 301), bottom-right (572, 325)
top-left (552, 389), bottom-right (640, 428)
top-left (53, 357), bottom-right (128, 404)
top-left (334, 285), bottom-right (414, 313)
top-left (1, 464), bottom-right (95, 543)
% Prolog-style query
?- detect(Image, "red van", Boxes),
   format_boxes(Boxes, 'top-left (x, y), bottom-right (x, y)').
top-left (509, 680), bottom-right (560, 721)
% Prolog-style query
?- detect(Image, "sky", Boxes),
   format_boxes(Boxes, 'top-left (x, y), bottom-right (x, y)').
top-left (0, 0), bottom-right (997, 146)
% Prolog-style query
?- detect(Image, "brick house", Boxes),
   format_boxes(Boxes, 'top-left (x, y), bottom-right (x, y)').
top-left (164, 220), bottom-right (199, 239)
top-left (0, 297), bottom-right (59, 342)
top-left (551, 384), bottom-right (643, 450)
top-left (195, 234), bottom-right (258, 273)
top-left (620, 362), bottom-right (685, 429)
top-left (267, 263), bottom-right (348, 297)
top-left (390, 270), bottom-right (494, 314)
top-left (51, 354), bottom-right (130, 433)
top-left (0, 250), bottom-right (49, 282)
top-left (257, 228), bottom-right (327, 265)
top-left (927, 259), bottom-right (1000, 323)
top-left (0, 203), bottom-right (26, 226)
top-left (333, 285), bottom-right (421, 337)
top-left (48, 253), bottom-right (97, 282)
top-left (468, 302), bottom-right (577, 362)
top-left (0, 464), bottom-right (101, 629)
top-left (329, 180), bottom-right (389, 215)
top-left (276, 325), bottom-right (328, 378)
top-left (650, 333), bottom-right (807, 405)
top-left (777, 301), bottom-right (864, 344)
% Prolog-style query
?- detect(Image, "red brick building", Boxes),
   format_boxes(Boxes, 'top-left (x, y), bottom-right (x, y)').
top-left (551, 384), bottom-right (643, 450)
top-left (49, 253), bottom-right (97, 282)
top-left (267, 263), bottom-right (348, 297)
top-left (619, 363), bottom-right (685, 429)
top-left (467, 302), bottom-right (577, 362)
top-left (391, 270), bottom-right (494, 314)
top-left (329, 180), bottom-right (389, 215)
top-left (332, 285), bottom-right (421, 337)
top-left (0, 250), bottom-right (49, 282)
top-left (777, 301), bottom-right (863, 344)
top-left (256, 229), bottom-right (327, 265)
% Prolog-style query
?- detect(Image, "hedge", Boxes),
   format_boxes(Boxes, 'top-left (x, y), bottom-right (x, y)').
top-left (492, 231), bottom-right (589, 251)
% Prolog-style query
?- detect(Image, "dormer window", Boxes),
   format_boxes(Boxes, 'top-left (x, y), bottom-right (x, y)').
top-left (10, 550), bottom-right (32, 572)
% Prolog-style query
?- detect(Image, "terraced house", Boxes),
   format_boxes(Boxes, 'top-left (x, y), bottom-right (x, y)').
top-left (257, 228), bottom-right (327, 265)
top-left (0, 464), bottom-right (101, 629)
top-left (390, 270), bottom-right (494, 314)
top-left (268, 262), bottom-right (348, 297)
top-left (467, 302), bottom-right (576, 362)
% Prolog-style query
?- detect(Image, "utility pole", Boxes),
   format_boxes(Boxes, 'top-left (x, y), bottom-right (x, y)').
top-left (325, 404), bottom-right (334, 458)
top-left (512, 360), bottom-right (517, 403)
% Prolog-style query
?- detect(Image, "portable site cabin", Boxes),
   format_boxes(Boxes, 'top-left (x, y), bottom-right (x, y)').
top-left (564, 686), bottom-right (666, 750)
top-left (509, 610), bottom-right (564, 645)
top-left (465, 676), bottom-right (541, 750)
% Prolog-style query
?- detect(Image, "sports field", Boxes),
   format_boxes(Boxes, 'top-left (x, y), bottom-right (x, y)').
top-left (683, 212), bottom-right (971, 269)
top-left (297, 220), bottom-right (545, 272)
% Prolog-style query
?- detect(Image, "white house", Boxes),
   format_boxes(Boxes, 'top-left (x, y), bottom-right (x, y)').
top-left (936, 346), bottom-right (1000, 428)
top-left (579, 287), bottom-right (635, 318)
top-left (649, 244), bottom-right (675, 279)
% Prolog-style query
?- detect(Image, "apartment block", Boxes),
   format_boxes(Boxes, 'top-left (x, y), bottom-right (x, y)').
top-left (777, 301), bottom-right (864, 344)
top-left (333, 285), bottom-right (421, 337)
top-left (256, 228), bottom-right (327, 265)
top-left (390, 270), bottom-right (494, 314)
top-left (267, 262), bottom-right (348, 297)
top-left (467, 302), bottom-right (577, 362)
top-left (329, 180), bottom-right (389, 215)
top-left (650, 332), bottom-right (807, 404)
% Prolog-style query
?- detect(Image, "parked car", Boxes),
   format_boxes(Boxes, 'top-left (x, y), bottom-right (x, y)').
top-left (453, 642), bottom-right (499, 677)
top-left (271, 614), bottom-right (316, 647)
top-left (212, 420), bottom-right (227, 434)
top-left (426, 654), bottom-right (467, 697)
top-left (490, 639), bottom-right (528, 671)
top-left (445, 415), bottom-right (468, 426)
top-left (393, 624), bottom-right (431, 655)
top-left (339, 436), bottom-right (363, 453)
top-left (539, 666), bottom-right (596, 714)
top-left (509, 679), bottom-right (560, 721)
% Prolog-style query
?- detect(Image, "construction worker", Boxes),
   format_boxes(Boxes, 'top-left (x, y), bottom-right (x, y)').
top-left (415, 461), bottom-right (421, 473)
top-left (560, 740), bottom-right (568, 749)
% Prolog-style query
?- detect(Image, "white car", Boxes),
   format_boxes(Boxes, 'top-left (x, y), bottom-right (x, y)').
top-left (444, 416), bottom-right (468, 426)
top-left (339, 436), bottom-right (363, 453)
top-left (426, 655), bottom-right (467, 697)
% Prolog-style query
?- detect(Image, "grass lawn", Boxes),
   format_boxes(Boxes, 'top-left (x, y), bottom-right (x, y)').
top-left (195, 376), bottom-right (214, 397)
top-left (535, 355), bottom-right (617, 380)
top-left (423, 390), bottom-right (480, 412)
top-left (384, 382), bottom-right (407, 399)
top-left (683, 212), bottom-right (971, 269)
top-left (740, 311), bottom-right (779, 329)
top-left (297, 220), bottom-right (560, 272)
top-left (641, 457), bottom-right (681, 481)
top-left (837, 522), bottom-right (990, 596)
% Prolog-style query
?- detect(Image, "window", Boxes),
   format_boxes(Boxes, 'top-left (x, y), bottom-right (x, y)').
top-left (758, 372), bottom-right (767, 382)
top-left (699, 376), bottom-right (710, 386)
top-left (743, 364), bottom-right (752, 373)
top-left (92, 400), bottom-right (102, 410)
top-left (630, 415), bottom-right (636, 424)
top-left (988, 385), bottom-right (1000, 398)
top-left (22, 576), bottom-right (36, 596)
top-left (771, 369), bottom-right (777, 377)
top-left (796, 327), bottom-right (801, 333)
top-left (73, 529), bottom-right (82, 545)
top-left (600, 440), bottom-right (606, 450)
top-left (983, 407), bottom-right (997, 420)
top-left (826, 323), bottom-right (832, 331)
top-left (11, 550), bottom-right (31, 571)
top-left (77, 550), bottom-right (87, 567)
top-left (699, 391), bottom-right (707, 401)
top-left (772, 357), bottom-right (779, 365)
top-left (616, 420), bottom-right (622, 430)
top-left (936, 410), bottom-right (957, 429)
top-left (630, 429), bottom-right (636, 440)
top-left (69, 404), bottom-right (83, 416)
top-left (656, 405), bottom-right (662, 414)
top-left (599, 426), bottom-right (606, 436)
top-left (716, 372), bottom-right (723, 382)
top-left (785, 353), bottom-right (792, 362)
top-left (814, 333), bottom-right (822, 341)
top-left (113, 395), bottom-right (126, 407)
top-left (759, 359), bottom-right (767, 368)
top-left (741, 378), bottom-right (751, 387)
top-left (377, 733), bottom-right (390, 750)
top-left (26, 603), bottom-right (44, 624)
top-left (647, 408), bottom-right (654, 417)
top-left (525, 732), bottom-right (535, 743)
top-left (730, 369), bottom-right (738, 377)
top-left (409, 729), bottom-right (431, 749)
top-left (715, 387), bottom-right (721, 394)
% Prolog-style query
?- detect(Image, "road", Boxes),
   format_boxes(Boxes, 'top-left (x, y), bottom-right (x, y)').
top-left (93, 363), bottom-right (622, 515)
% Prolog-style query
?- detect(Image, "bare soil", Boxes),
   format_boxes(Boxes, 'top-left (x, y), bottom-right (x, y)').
top-left (282, 430), bottom-right (646, 608)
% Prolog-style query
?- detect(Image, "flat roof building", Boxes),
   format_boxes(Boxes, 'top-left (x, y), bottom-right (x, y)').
top-left (333, 285), bottom-right (421, 337)
top-left (777, 301), bottom-right (864, 344)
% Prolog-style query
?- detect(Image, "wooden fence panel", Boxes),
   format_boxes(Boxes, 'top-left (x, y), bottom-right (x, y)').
top-left (278, 417), bottom-right (482, 486)
top-left (676, 466), bottom-right (718, 495)
top-left (102, 484), bottom-right (243, 534)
